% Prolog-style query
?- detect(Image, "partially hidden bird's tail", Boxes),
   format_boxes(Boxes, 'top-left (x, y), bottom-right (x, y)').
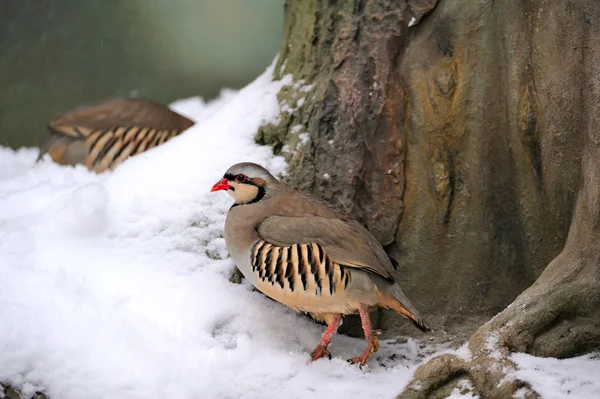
top-left (36, 132), bottom-right (54, 163)
top-left (376, 287), bottom-right (432, 332)
top-left (36, 130), bottom-right (66, 163)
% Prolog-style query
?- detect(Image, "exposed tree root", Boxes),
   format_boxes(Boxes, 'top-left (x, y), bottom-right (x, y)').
top-left (401, 120), bottom-right (600, 397)
top-left (398, 247), bottom-right (600, 399)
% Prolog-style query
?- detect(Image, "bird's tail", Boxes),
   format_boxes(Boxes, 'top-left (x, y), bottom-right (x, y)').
top-left (376, 288), bottom-right (431, 332)
top-left (36, 130), bottom-right (63, 163)
top-left (36, 134), bottom-right (53, 163)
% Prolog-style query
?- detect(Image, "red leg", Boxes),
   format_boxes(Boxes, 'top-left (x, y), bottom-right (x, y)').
top-left (310, 314), bottom-right (343, 361)
top-left (349, 304), bottom-right (380, 366)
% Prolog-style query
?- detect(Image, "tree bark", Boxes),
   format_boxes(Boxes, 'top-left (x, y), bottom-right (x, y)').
top-left (258, 0), bottom-right (438, 336)
top-left (260, 0), bottom-right (600, 395)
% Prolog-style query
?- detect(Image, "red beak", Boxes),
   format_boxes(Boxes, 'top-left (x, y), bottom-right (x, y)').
top-left (211, 178), bottom-right (233, 192)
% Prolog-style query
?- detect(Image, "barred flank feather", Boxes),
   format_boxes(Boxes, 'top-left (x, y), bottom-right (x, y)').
top-left (47, 125), bottom-right (182, 173)
top-left (250, 239), bottom-right (351, 297)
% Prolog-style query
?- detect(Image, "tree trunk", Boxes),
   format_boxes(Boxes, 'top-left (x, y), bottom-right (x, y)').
top-left (259, 0), bottom-right (600, 395)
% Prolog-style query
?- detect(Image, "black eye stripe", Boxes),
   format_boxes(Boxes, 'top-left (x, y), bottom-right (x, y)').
top-left (235, 174), bottom-right (247, 183)
top-left (224, 173), bottom-right (249, 183)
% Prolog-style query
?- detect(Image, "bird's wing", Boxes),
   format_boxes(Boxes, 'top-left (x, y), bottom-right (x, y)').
top-left (257, 215), bottom-right (396, 282)
top-left (47, 124), bottom-right (94, 139)
top-left (49, 97), bottom-right (195, 131)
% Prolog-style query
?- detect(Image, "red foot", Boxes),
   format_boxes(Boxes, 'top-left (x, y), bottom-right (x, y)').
top-left (310, 344), bottom-right (332, 361)
top-left (309, 314), bottom-right (342, 362)
top-left (348, 335), bottom-right (380, 366)
top-left (348, 304), bottom-right (380, 367)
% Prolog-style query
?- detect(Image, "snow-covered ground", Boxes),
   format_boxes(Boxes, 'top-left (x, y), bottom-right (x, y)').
top-left (512, 353), bottom-right (600, 398)
top-left (0, 60), bottom-right (598, 399)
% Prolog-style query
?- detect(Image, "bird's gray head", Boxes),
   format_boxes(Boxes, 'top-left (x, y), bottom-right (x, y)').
top-left (210, 162), bottom-right (279, 205)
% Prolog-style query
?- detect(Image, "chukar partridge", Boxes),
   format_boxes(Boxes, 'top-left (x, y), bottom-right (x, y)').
top-left (37, 98), bottom-right (195, 173)
top-left (212, 162), bottom-right (430, 366)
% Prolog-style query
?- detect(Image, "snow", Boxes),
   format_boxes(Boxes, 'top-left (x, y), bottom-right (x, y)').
top-left (484, 331), bottom-right (502, 361)
top-left (447, 379), bottom-right (477, 398)
top-left (455, 343), bottom-right (472, 362)
top-left (0, 59), bottom-right (434, 399)
top-left (298, 133), bottom-right (310, 145)
top-left (1, 58), bottom-right (600, 399)
top-left (512, 352), bottom-right (600, 399)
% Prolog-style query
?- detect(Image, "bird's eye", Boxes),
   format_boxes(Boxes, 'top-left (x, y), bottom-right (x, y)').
top-left (235, 174), bottom-right (247, 183)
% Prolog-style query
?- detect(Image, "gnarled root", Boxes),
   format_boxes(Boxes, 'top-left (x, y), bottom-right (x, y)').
top-left (399, 248), bottom-right (600, 398)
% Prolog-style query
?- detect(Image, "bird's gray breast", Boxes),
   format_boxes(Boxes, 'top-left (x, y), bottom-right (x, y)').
top-left (224, 204), bottom-right (263, 281)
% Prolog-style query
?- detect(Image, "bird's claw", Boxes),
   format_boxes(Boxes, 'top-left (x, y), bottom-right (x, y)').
top-left (348, 336), bottom-right (379, 367)
top-left (347, 355), bottom-right (370, 369)
top-left (372, 336), bottom-right (380, 352)
top-left (310, 345), bottom-right (332, 361)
